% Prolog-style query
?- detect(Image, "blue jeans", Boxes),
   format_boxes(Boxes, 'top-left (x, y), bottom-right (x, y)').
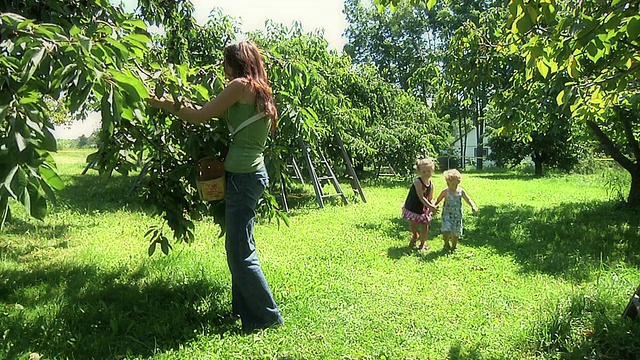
top-left (225, 166), bottom-right (283, 332)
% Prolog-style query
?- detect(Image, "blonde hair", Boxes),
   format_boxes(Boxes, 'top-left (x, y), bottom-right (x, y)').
top-left (443, 169), bottom-right (462, 182)
top-left (415, 157), bottom-right (436, 170)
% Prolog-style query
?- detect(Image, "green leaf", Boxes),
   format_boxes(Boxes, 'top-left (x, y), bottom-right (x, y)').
top-left (70, 25), bottom-right (82, 36)
top-left (69, 82), bottom-right (93, 114)
top-left (28, 191), bottom-right (47, 220)
top-left (38, 177), bottom-right (57, 203)
top-left (39, 164), bottom-right (64, 191)
top-left (22, 47), bottom-right (46, 82)
top-left (104, 37), bottom-right (129, 59)
top-left (3, 166), bottom-right (19, 198)
top-left (148, 242), bottom-right (157, 256)
top-left (18, 92), bottom-right (40, 105)
top-left (515, 13), bottom-right (533, 34)
top-left (0, 106), bottom-right (8, 123)
top-left (123, 33), bottom-right (151, 49)
top-left (585, 42), bottom-right (599, 62)
top-left (40, 127), bottom-right (57, 152)
top-left (160, 236), bottom-right (171, 255)
top-left (144, 227), bottom-right (159, 238)
top-left (556, 89), bottom-right (565, 105)
top-left (33, 24), bottom-right (67, 42)
top-left (19, 183), bottom-right (31, 215)
top-left (426, 0), bottom-right (437, 10)
top-left (109, 69), bottom-right (148, 102)
top-left (78, 35), bottom-right (91, 52)
top-left (0, 195), bottom-right (9, 232)
top-left (154, 82), bottom-right (165, 98)
top-left (626, 16), bottom-right (640, 40)
top-left (15, 132), bottom-right (26, 152)
top-left (122, 19), bottom-right (147, 30)
top-left (568, 55), bottom-right (579, 79)
top-left (16, 18), bottom-right (35, 30)
top-left (536, 59), bottom-right (549, 78)
top-left (101, 85), bottom-right (114, 130)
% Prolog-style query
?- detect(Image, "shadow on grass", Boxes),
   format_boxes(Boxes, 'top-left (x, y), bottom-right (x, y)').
top-left (3, 218), bottom-right (70, 239)
top-left (383, 217), bottom-right (447, 261)
top-left (56, 173), bottom-right (145, 214)
top-left (358, 171), bottom-right (537, 188)
top-left (0, 262), bottom-right (234, 359)
top-left (446, 343), bottom-right (483, 360)
top-left (387, 246), bottom-right (452, 262)
top-left (467, 173), bottom-right (535, 181)
top-left (360, 176), bottom-right (409, 189)
top-left (274, 181), bottom-right (361, 215)
top-left (3, 174), bottom-right (147, 240)
top-left (464, 201), bottom-right (640, 281)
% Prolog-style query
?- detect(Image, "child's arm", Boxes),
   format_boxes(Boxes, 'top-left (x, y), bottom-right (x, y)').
top-left (414, 180), bottom-right (435, 211)
top-left (461, 189), bottom-right (478, 215)
top-left (422, 182), bottom-right (438, 213)
top-left (434, 189), bottom-right (446, 207)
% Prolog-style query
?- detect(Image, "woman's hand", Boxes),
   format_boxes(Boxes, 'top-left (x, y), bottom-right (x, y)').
top-left (146, 96), bottom-right (174, 112)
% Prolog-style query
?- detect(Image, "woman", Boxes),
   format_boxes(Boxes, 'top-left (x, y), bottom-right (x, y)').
top-left (147, 41), bottom-right (284, 333)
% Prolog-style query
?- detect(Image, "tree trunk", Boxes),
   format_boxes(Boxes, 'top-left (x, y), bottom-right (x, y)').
top-left (585, 117), bottom-right (639, 207)
top-left (629, 168), bottom-right (640, 207)
top-left (475, 95), bottom-right (485, 170)
top-left (532, 152), bottom-right (543, 176)
top-left (534, 160), bottom-right (543, 177)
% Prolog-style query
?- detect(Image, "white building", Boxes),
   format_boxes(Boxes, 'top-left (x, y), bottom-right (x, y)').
top-left (447, 128), bottom-right (495, 168)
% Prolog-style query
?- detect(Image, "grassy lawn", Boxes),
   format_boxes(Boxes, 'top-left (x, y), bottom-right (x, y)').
top-left (2, 149), bottom-right (640, 359)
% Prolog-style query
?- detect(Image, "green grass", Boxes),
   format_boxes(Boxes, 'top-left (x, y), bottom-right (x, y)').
top-left (2, 149), bottom-right (640, 359)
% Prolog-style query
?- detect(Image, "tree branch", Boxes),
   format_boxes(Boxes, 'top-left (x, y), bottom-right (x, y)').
top-left (619, 108), bottom-right (640, 163)
top-left (585, 119), bottom-right (634, 172)
top-left (579, 62), bottom-right (640, 88)
top-left (620, 38), bottom-right (640, 52)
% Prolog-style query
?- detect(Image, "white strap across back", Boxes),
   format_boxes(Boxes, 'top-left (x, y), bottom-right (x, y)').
top-left (227, 111), bottom-right (266, 137)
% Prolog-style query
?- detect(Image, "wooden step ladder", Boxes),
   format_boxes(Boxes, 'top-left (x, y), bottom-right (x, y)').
top-left (377, 163), bottom-right (397, 177)
top-left (299, 137), bottom-right (348, 208)
top-left (334, 132), bottom-right (367, 203)
top-left (279, 156), bottom-right (304, 212)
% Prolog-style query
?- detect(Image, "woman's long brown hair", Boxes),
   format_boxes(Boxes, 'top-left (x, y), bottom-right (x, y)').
top-left (224, 41), bottom-right (278, 132)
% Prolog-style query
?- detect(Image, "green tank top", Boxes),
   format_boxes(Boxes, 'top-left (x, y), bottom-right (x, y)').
top-left (224, 102), bottom-right (270, 173)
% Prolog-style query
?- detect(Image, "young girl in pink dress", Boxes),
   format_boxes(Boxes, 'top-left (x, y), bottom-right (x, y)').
top-left (401, 158), bottom-right (439, 250)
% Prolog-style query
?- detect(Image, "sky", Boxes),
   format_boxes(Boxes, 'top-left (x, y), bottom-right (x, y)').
top-left (53, 0), bottom-right (349, 139)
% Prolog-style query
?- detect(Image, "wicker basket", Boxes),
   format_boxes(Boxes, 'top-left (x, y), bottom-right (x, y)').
top-left (196, 157), bottom-right (225, 201)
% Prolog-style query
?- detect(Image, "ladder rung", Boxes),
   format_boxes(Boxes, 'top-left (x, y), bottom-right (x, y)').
top-left (317, 176), bottom-right (334, 181)
top-left (321, 193), bottom-right (344, 198)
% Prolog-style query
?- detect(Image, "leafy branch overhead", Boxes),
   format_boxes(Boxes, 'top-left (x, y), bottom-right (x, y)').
top-left (506, 0), bottom-right (640, 204)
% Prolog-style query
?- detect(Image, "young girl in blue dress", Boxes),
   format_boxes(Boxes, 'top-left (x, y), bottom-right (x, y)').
top-left (402, 158), bottom-right (439, 250)
top-left (435, 169), bottom-right (478, 251)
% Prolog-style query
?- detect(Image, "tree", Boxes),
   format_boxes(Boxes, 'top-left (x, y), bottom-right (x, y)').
top-left (434, 5), bottom-right (511, 170)
top-left (0, 0), bottom-right (150, 230)
top-left (343, 0), bottom-right (438, 91)
top-left (488, 58), bottom-right (590, 176)
top-left (507, 0), bottom-right (640, 206)
top-left (77, 134), bottom-right (88, 148)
